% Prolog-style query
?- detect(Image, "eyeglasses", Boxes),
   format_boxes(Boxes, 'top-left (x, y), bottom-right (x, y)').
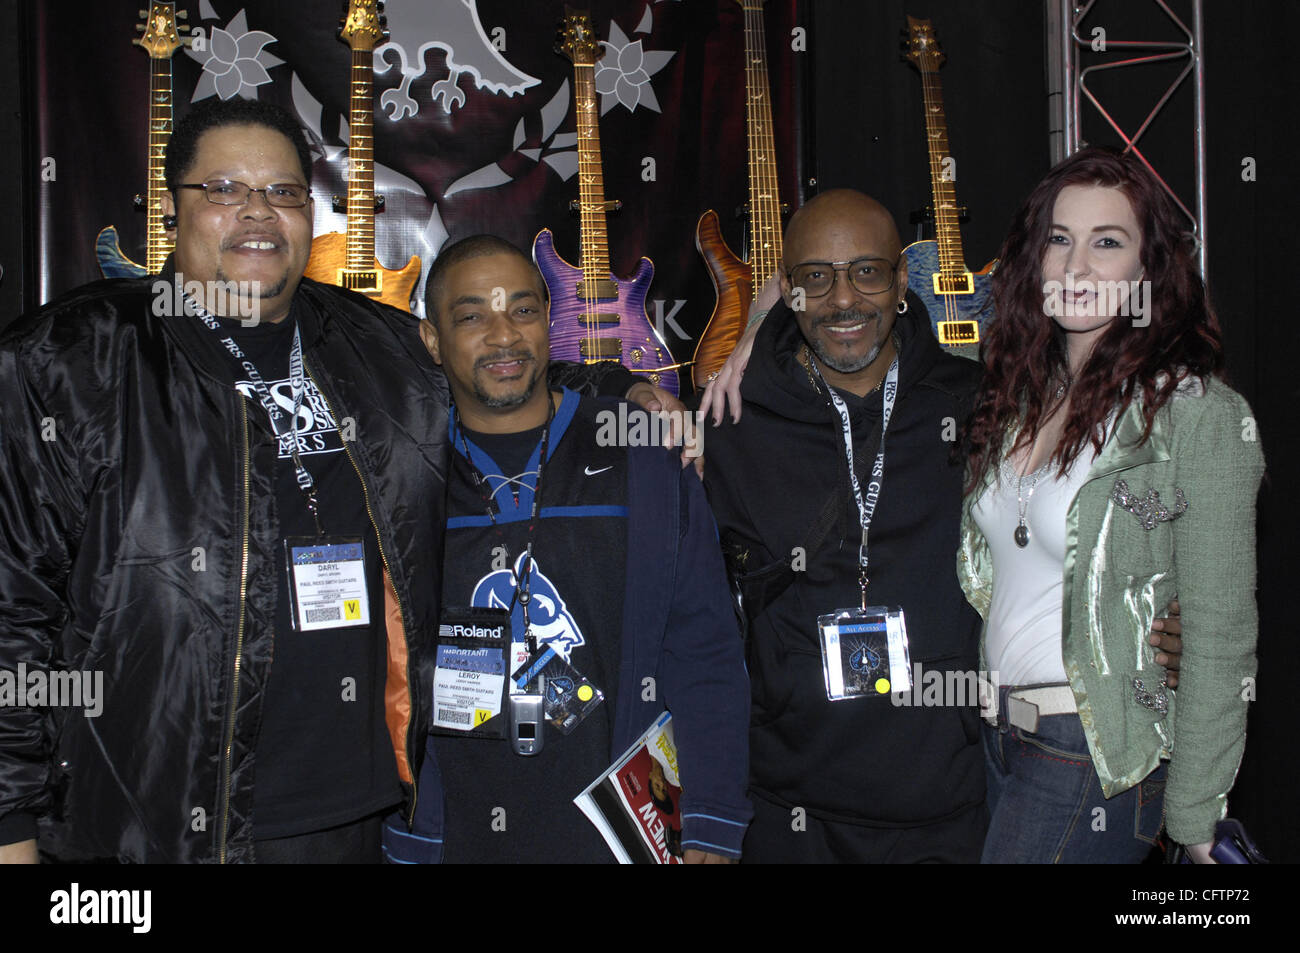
top-left (786, 256), bottom-right (901, 298)
top-left (177, 179), bottom-right (310, 208)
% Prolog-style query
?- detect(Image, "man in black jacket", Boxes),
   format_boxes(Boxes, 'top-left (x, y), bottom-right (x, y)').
top-left (702, 190), bottom-right (989, 861)
top-left (0, 98), bottom-right (649, 863)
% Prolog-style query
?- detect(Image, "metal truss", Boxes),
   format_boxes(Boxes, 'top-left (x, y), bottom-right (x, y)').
top-left (1046, 0), bottom-right (1207, 275)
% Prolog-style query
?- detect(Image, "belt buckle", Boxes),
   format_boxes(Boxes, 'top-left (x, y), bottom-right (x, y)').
top-left (1007, 695), bottom-right (1040, 734)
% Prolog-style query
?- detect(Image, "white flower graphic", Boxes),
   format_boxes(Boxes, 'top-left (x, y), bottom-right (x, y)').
top-left (594, 22), bottom-right (675, 115)
top-left (186, 9), bottom-right (284, 101)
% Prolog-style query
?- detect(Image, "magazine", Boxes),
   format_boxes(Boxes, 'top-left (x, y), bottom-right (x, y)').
top-left (573, 712), bottom-right (684, 864)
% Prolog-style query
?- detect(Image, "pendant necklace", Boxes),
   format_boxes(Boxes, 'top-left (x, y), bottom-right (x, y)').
top-left (1014, 465), bottom-right (1043, 548)
top-left (1013, 376), bottom-right (1070, 548)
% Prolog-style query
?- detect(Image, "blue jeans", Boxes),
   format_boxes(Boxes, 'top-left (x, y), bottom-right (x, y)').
top-left (981, 685), bottom-right (1166, 863)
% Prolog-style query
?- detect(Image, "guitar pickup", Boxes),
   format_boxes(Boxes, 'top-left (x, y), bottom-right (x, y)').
top-left (579, 338), bottom-right (622, 360)
top-left (339, 269), bottom-right (381, 294)
top-left (577, 313), bottom-right (621, 326)
top-left (938, 321), bottom-right (980, 346)
top-left (576, 279), bottom-right (620, 301)
top-left (933, 272), bottom-right (974, 295)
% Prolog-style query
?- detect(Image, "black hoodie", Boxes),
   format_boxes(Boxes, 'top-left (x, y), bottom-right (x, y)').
top-left (703, 300), bottom-right (985, 826)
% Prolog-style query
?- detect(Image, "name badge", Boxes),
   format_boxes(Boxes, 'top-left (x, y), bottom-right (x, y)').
top-left (817, 606), bottom-right (912, 701)
top-left (433, 607), bottom-right (510, 739)
top-left (284, 537), bottom-right (370, 632)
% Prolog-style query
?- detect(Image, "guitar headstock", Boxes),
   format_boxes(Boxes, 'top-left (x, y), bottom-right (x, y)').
top-left (557, 6), bottom-right (602, 66)
top-left (902, 15), bottom-right (945, 74)
top-left (133, 3), bottom-right (191, 59)
top-left (340, 0), bottom-right (388, 53)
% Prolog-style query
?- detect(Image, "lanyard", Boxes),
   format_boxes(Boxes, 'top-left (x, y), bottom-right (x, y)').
top-left (455, 396), bottom-right (555, 652)
top-left (807, 355), bottom-right (900, 608)
top-left (186, 294), bottom-right (325, 536)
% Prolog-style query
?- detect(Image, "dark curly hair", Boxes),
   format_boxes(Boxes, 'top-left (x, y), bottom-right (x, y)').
top-left (963, 147), bottom-right (1224, 492)
top-left (164, 98), bottom-right (313, 194)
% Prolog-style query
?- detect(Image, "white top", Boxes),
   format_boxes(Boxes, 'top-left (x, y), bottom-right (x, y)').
top-left (972, 442), bottom-right (1098, 689)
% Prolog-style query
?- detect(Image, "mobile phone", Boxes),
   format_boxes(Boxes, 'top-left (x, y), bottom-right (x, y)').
top-left (510, 684), bottom-right (545, 756)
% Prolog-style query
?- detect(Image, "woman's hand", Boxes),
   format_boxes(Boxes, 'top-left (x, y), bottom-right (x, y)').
top-left (699, 271), bottom-right (781, 426)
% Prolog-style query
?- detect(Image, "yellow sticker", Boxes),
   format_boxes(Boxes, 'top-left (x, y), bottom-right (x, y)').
top-left (474, 709), bottom-right (493, 726)
top-left (344, 599), bottom-right (361, 620)
top-left (875, 678), bottom-right (891, 694)
top-left (577, 684), bottom-right (594, 702)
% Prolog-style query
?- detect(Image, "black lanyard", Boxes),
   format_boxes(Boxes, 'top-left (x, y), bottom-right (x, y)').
top-left (455, 396), bottom-right (556, 651)
top-left (187, 293), bottom-right (325, 535)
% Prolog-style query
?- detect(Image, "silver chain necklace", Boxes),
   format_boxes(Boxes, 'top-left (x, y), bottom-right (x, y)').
top-left (1012, 376), bottom-right (1071, 548)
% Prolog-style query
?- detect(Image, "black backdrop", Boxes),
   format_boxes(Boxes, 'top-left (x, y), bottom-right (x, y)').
top-left (0, 0), bottom-right (1295, 864)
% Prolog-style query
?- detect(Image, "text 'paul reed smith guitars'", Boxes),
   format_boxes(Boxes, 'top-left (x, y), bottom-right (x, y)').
top-left (304, 0), bottom-right (421, 312)
top-left (533, 7), bottom-right (681, 396)
top-left (901, 15), bottom-right (996, 361)
top-left (693, 0), bottom-right (788, 390)
top-left (96, 3), bottom-right (192, 278)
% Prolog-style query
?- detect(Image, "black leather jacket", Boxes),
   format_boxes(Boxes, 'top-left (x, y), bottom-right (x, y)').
top-left (0, 272), bottom-right (635, 862)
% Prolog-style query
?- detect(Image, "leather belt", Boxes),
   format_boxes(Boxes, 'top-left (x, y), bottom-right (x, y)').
top-left (983, 684), bottom-right (1077, 734)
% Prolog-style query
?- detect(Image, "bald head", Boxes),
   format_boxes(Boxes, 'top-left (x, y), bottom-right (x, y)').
top-left (783, 189), bottom-right (903, 269)
top-left (778, 189), bottom-right (909, 397)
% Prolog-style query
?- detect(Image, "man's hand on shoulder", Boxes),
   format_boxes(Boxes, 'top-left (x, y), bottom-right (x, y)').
top-left (624, 381), bottom-right (704, 475)
top-left (682, 848), bottom-right (736, 864)
top-left (0, 839), bottom-right (38, 864)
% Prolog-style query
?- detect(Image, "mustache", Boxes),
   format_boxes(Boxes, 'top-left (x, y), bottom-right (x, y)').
top-left (475, 350), bottom-right (535, 368)
top-left (811, 309), bottom-right (880, 329)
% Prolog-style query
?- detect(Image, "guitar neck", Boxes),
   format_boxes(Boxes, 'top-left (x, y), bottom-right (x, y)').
top-left (345, 48), bottom-right (376, 269)
top-left (741, 1), bottom-right (783, 295)
top-left (572, 62), bottom-right (614, 287)
top-left (918, 70), bottom-right (967, 276)
top-left (146, 56), bottom-right (174, 274)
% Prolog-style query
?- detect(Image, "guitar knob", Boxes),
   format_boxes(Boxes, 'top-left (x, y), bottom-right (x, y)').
top-left (630, 347), bottom-right (644, 366)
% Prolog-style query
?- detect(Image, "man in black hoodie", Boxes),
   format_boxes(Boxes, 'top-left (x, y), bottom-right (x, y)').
top-left (702, 190), bottom-right (988, 862)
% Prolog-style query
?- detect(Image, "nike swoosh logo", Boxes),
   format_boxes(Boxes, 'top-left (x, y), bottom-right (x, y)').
top-left (584, 466), bottom-right (613, 476)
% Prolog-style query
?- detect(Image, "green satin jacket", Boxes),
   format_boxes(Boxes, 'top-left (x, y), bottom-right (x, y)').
top-left (958, 377), bottom-right (1264, 844)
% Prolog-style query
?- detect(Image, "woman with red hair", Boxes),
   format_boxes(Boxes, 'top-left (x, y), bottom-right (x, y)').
top-left (959, 147), bottom-right (1264, 863)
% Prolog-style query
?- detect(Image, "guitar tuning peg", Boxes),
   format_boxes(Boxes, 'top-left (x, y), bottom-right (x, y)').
top-left (176, 9), bottom-right (188, 18)
top-left (136, 24), bottom-right (146, 32)
top-left (379, 16), bottom-right (388, 27)
top-left (139, 9), bottom-right (148, 16)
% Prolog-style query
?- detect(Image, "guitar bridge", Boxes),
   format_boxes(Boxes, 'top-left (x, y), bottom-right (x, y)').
top-left (339, 269), bottom-right (381, 294)
top-left (938, 321), bottom-right (980, 346)
top-left (579, 338), bottom-right (622, 360)
top-left (933, 272), bottom-right (974, 295)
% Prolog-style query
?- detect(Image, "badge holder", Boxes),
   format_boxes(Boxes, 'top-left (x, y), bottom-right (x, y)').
top-left (432, 607), bottom-right (511, 739)
top-left (512, 644), bottom-right (605, 735)
top-left (818, 603), bottom-right (912, 701)
top-left (283, 536), bottom-right (371, 632)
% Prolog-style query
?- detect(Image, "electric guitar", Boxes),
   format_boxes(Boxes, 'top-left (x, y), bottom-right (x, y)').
top-left (692, 0), bottom-right (786, 389)
top-left (901, 15), bottom-right (996, 360)
top-left (304, 0), bottom-right (421, 312)
top-left (96, 3), bottom-right (191, 278)
top-left (533, 7), bottom-right (680, 395)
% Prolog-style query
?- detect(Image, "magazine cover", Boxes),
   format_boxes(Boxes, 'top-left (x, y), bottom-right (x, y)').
top-left (574, 712), bottom-right (684, 864)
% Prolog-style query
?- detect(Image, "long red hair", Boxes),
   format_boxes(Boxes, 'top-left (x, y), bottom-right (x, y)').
top-left (964, 147), bottom-right (1224, 491)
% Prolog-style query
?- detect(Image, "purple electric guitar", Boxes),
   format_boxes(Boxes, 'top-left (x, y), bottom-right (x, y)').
top-left (533, 7), bottom-right (680, 395)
